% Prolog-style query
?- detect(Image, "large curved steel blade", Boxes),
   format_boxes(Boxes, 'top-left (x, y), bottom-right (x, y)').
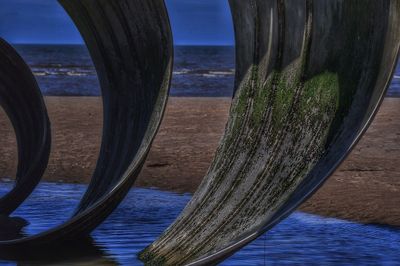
top-left (0, 38), bottom-right (51, 216)
top-left (141, 0), bottom-right (400, 265)
top-left (0, 0), bottom-right (172, 248)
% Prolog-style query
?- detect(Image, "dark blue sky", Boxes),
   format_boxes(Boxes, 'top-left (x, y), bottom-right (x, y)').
top-left (0, 0), bottom-right (234, 45)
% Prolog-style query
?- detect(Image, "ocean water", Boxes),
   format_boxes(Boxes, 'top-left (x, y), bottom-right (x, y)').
top-left (0, 182), bottom-right (399, 265)
top-left (14, 45), bottom-right (235, 97)
top-left (14, 44), bottom-right (400, 97)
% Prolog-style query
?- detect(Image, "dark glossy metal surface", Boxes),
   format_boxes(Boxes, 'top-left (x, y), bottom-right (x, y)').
top-left (1, 1), bottom-right (399, 264)
top-left (0, 38), bottom-right (51, 216)
top-left (142, 1), bottom-right (400, 265)
top-left (0, 0), bottom-right (172, 248)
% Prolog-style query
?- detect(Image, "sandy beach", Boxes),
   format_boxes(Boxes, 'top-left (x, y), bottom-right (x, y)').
top-left (1, 96), bottom-right (399, 227)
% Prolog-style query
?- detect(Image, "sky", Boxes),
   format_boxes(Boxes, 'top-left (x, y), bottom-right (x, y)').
top-left (0, 0), bottom-right (234, 45)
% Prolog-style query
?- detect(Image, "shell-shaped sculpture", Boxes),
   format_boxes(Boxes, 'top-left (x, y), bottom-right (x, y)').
top-left (0, 0), bottom-right (399, 265)
top-left (0, 0), bottom-right (172, 247)
top-left (141, 0), bottom-right (400, 265)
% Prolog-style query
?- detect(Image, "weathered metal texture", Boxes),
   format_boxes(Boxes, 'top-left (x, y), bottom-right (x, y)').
top-left (141, 0), bottom-right (400, 265)
top-left (0, 38), bottom-right (51, 216)
top-left (0, 0), bottom-right (172, 247)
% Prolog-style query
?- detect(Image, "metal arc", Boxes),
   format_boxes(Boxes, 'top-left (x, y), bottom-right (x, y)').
top-left (142, 1), bottom-right (400, 265)
top-left (0, 0), bottom-right (172, 248)
top-left (0, 38), bottom-right (51, 216)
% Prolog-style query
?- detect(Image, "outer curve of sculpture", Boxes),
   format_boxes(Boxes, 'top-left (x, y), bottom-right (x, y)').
top-left (0, 0), bottom-right (173, 248)
top-left (140, 0), bottom-right (400, 265)
top-left (0, 0), bottom-right (399, 265)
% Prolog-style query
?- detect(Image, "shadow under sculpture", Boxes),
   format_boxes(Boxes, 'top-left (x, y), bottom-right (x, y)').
top-left (0, 0), bottom-right (172, 247)
top-left (141, 0), bottom-right (400, 265)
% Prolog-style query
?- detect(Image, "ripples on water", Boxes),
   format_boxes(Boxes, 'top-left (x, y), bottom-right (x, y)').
top-left (14, 45), bottom-right (236, 97)
top-left (0, 182), bottom-right (398, 265)
top-left (13, 44), bottom-right (400, 98)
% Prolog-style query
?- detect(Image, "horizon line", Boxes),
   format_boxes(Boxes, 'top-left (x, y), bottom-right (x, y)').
top-left (10, 42), bottom-right (235, 47)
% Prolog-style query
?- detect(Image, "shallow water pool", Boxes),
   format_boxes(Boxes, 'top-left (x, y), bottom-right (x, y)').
top-left (0, 182), bottom-right (399, 265)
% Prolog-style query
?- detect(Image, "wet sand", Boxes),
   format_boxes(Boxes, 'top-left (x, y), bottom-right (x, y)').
top-left (0, 96), bottom-right (399, 226)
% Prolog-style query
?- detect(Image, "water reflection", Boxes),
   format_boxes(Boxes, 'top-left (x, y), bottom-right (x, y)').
top-left (0, 215), bottom-right (27, 241)
top-left (0, 238), bottom-right (117, 266)
top-left (0, 183), bottom-right (398, 265)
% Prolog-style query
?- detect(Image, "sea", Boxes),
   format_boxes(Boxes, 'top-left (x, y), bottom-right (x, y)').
top-left (14, 45), bottom-right (235, 97)
top-left (13, 44), bottom-right (400, 98)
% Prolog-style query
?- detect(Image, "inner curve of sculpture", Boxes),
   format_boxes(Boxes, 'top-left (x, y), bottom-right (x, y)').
top-left (0, 38), bottom-right (51, 217)
top-left (0, 0), bottom-right (399, 266)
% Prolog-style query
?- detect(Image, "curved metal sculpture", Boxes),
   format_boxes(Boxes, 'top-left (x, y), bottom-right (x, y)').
top-left (0, 38), bottom-right (51, 216)
top-left (141, 0), bottom-right (400, 265)
top-left (0, 0), bottom-right (399, 265)
top-left (0, 0), bottom-right (172, 247)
